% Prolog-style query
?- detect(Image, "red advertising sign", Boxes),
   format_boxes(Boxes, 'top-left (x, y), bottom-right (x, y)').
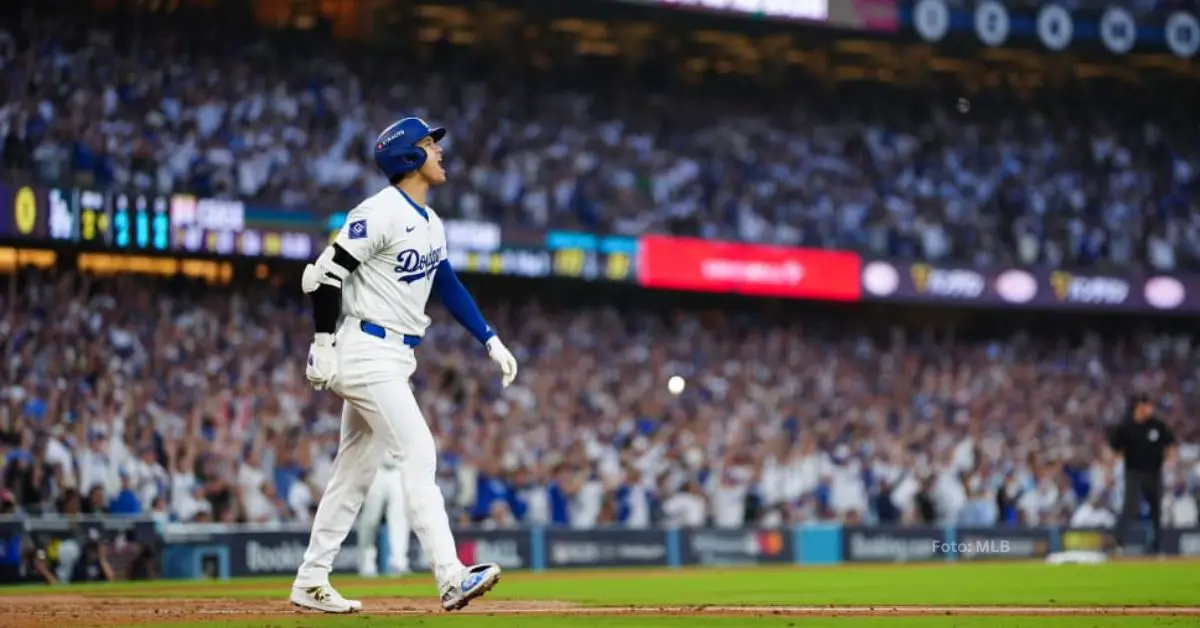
top-left (638, 235), bottom-right (861, 301)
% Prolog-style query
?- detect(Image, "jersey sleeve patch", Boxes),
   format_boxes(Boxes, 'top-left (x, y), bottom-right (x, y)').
top-left (348, 219), bottom-right (368, 240)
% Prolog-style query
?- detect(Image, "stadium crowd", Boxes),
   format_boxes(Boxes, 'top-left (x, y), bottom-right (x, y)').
top-left (2, 270), bottom-right (1199, 532)
top-left (2, 1), bottom-right (1200, 536)
top-left (1, 10), bottom-right (1199, 270)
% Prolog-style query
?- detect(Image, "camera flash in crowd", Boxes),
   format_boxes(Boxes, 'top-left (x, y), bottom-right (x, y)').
top-left (668, 375), bottom-right (686, 395)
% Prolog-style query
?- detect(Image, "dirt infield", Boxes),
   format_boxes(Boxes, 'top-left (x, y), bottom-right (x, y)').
top-left (2, 596), bottom-right (1200, 627)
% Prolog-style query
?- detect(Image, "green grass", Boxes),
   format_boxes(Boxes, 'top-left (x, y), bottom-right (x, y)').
top-left (158, 618), bottom-right (1199, 628)
top-left (10, 562), bottom-right (1199, 607)
top-left (6, 562), bottom-right (1199, 627)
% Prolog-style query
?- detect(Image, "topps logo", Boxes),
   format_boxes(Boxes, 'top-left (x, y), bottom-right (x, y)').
top-left (1051, 272), bottom-right (1129, 304)
top-left (913, 267), bottom-right (985, 298)
top-left (1065, 278), bottom-right (1129, 304)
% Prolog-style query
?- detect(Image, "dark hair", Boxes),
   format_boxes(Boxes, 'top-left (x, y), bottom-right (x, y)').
top-left (1128, 393), bottom-right (1154, 420)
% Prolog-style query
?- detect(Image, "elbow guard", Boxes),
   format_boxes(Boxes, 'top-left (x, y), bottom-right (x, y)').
top-left (301, 263), bottom-right (323, 294)
top-left (302, 246), bottom-right (353, 294)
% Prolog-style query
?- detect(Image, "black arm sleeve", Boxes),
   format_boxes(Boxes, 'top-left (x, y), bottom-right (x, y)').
top-left (311, 285), bottom-right (341, 334)
top-left (311, 244), bottom-right (361, 335)
top-left (1107, 422), bottom-right (1125, 451)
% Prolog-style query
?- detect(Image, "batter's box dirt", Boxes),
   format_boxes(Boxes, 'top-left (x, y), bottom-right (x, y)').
top-left (2, 596), bottom-right (1199, 627)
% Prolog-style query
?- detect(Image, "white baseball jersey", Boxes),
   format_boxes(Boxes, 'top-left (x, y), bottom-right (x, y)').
top-left (334, 186), bottom-right (447, 337)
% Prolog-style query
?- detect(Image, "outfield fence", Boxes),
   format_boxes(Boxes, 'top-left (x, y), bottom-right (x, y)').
top-left (2, 517), bottom-right (1197, 583)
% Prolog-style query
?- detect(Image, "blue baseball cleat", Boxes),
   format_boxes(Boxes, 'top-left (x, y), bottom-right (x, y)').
top-left (440, 563), bottom-right (502, 611)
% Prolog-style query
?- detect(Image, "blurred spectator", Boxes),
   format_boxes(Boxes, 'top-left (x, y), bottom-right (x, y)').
top-left (996, 475), bottom-right (1025, 525)
top-left (661, 480), bottom-right (707, 528)
top-left (123, 528), bottom-right (160, 581)
top-left (19, 537), bottom-right (57, 584)
top-left (1071, 493), bottom-right (1117, 528)
top-left (959, 486), bottom-right (999, 527)
top-left (546, 465), bottom-right (575, 527)
top-left (83, 486), bottom-right (109, 515)
top-left (616, 468), bottom-right (654, 529)
top-left (872, 478), bottom-right (902, 525)
top-left (69, 540), bottom-right (115, 583)
top-left (914, 478), bottom-right (939, 525)
top-left (482, 501), bottom-right (517, 531)
top-left (471, 459), bottom-right (513, 524)
top-left (1164, 483), bottom-right (1199, 528)
top-left (107, 474), bottom-right (142, 515)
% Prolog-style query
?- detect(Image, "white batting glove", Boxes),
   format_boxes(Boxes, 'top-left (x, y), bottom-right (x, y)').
top-left (306, 333), bottom-right (338, 391)
top-left (486, 336), bottom-right (518, 388)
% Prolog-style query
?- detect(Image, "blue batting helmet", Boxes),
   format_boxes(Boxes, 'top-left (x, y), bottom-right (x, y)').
top-left (373, 117), bottom-right (446, 180)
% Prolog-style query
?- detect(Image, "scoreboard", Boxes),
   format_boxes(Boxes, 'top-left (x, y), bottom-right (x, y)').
top-left (72, 189), bottom-right (172, 251)
top-left (171, 195), bottom-right (314, 260)
top-left (545, 231), bottom-right (637, 282)
top-left (0, 184), bottom-right (319, 260)
top-left (237, 229), bottom-right (314, 259)
top-left (0, 183), bottom-right (51, 240)
top-left (4, 183), bottom-right (640, 285)
top-left (551, 247), bottom-right (634, 281)
top-left (171, 194), bottom-right (244, 255)
top-left (116, 192), bottom-right (171, 249)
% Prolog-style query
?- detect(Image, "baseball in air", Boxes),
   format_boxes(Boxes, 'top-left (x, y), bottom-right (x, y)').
top-left (668, 375), bottom-right (686, 395)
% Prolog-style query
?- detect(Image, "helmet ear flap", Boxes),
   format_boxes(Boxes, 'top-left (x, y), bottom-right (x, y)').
top-left (400, 146), bottom-right (428, 172)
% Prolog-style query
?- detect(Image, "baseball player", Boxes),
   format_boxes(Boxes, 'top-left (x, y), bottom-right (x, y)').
top-left (290, 117), bottom-right (517, 613)
top-left (356, 460), bottom-right (411, 578)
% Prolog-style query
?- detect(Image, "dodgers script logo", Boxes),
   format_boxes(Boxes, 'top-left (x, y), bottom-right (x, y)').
top-left (395, 246), bottom-right (445, 283)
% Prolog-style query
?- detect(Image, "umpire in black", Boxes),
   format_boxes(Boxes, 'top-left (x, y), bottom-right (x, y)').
top-left (1108, 393), bottom-right (1176, 555)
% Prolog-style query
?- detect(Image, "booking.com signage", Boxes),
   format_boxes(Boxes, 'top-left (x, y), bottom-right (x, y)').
top-left (148, 522), bottom-right (1200, 580)
top-left (907, 0), bottom-right (1199, 58)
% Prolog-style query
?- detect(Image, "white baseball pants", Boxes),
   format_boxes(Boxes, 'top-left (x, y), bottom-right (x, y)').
top-left (294, 318), bottom-right (464, 590)
top-left (357, 465), bottom-right (411, 575)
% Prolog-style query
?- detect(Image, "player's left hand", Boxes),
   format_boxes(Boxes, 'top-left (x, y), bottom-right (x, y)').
top-left (486, 337), bottom-right (518, 388)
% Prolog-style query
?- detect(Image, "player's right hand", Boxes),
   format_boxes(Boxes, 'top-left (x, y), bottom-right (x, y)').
top-left (306, 333), bottom-right (338, 390)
